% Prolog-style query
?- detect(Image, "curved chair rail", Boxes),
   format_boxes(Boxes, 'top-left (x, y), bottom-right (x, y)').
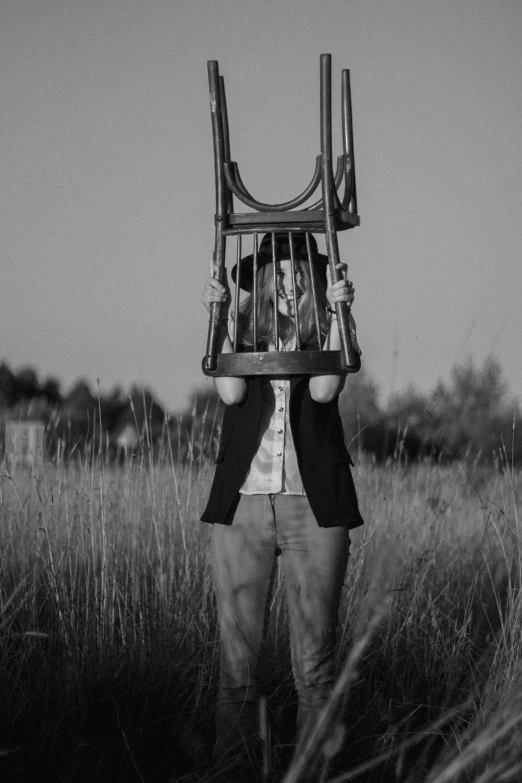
top-left (224, 157), bottom-right (322, 212)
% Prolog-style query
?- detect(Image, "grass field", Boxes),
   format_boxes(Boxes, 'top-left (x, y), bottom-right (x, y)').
top-left (1, 433), bottom-right (521, 782)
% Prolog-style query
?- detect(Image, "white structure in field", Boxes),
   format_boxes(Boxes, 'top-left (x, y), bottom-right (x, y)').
top-left (115, 423), bottom-right (139, 459)
top-left (5, 421), bottom-right (44, 470)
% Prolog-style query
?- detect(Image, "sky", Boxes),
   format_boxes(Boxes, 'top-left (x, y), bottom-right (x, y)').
top-left (1, 0), bottom-right (521, 413)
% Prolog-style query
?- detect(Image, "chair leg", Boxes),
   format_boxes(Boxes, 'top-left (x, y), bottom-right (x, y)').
top-left (320, 54), bottom-right (360, 371)
top-left (204, 61), bottom-right (230, 372)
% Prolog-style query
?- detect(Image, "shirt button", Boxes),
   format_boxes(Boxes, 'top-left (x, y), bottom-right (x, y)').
top-left (277, 429), bottom-right (283, 434)
top-left (278, 407), bottom-right (284, 412)
top-left (278, 386), bottom-right (283, 391)
top-left (277, 451), bottom-right (282, 456)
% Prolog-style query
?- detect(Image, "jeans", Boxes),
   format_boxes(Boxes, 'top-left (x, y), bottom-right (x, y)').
top-left (211, 493), bottom-right (351, 755)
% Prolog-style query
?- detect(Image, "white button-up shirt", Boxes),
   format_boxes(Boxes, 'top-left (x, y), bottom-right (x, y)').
top-left (239, 336), bottom-right (305, 496)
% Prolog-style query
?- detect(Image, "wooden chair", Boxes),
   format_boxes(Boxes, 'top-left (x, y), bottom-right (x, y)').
top-left (203, 54), bottom-right (361, 377)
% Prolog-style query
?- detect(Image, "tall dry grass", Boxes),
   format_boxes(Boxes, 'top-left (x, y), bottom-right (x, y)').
top-left (0, 424), bottom-right (521, 782)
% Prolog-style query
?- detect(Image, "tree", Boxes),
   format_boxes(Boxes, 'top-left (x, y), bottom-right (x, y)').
top-left (15, 367), bottom-right (39, 401)
top-left (385, 386), bottom-right (442, 452)
top-left (0, 362), bottom-right (16, 407)
top-left (42, 377), bottom-right (62, 405)
top-left (65, 379), bottom-right (95, 410)
top-left (428, 355), bottom-right (519, 460)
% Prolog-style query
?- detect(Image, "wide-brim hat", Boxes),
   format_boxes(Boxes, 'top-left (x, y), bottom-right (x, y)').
top-left (231, 232), bottom-right (329, 292)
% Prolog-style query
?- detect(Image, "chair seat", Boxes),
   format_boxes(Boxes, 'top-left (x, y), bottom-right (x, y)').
top-left (202, 350), bottom-right (361, 376)
top-left (226, 210), bottom-right (359, 233)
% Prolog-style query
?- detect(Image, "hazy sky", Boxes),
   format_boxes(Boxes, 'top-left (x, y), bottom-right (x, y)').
top-left (1, 0), bottom-right (521, 412)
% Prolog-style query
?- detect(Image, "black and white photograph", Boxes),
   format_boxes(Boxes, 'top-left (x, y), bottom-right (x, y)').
top-left (1, 2), bottom-right (522, 781)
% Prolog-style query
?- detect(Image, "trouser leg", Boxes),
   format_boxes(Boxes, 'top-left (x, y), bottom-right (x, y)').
top-left (275, 495), bottom-right (350, 746)
top-left (211, 494), bottom-right (277, 755)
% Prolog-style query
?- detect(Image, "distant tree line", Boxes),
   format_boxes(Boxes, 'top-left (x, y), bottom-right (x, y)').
top-left (0, 355), bottom-right (520, 465)
top-left (0, 362), bottom-right (169, 462)
top-left (339, 355), bottom-right (521, 465)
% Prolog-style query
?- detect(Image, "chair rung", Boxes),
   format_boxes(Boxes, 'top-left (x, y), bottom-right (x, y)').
top-left (202, 350), bottom-right (361, 377)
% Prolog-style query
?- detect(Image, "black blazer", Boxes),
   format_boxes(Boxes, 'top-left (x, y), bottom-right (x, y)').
top-left (201, 375), bottom-right (364, 529)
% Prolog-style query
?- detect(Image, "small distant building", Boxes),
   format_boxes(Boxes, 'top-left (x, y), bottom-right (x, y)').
top-left (5, 421), bottom-right (45, 471)
top-left (115, 423), bottom-right (139, 460)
